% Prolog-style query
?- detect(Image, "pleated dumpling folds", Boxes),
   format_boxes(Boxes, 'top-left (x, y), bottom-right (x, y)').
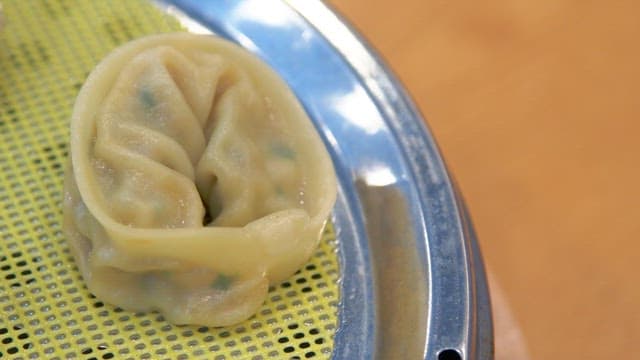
top-left (63, 33), bottom-right (337, 326)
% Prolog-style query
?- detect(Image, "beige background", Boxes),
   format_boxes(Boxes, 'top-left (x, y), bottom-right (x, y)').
top-left (329, 1), bottom-right (640, 359)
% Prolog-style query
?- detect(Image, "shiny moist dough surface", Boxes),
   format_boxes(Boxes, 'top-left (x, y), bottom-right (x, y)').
top-left (63, 33), bottom-right (337, 327)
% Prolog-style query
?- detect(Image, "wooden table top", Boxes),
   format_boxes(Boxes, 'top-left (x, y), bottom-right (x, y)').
top-left (330, 1), bottom-right (639, 358)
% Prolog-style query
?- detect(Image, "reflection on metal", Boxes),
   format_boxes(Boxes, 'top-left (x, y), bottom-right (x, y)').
top-left (232, 0), bottom-right (294, 28)
top-left (356, 181), bottom-right (428, 359)
top-left (362, 166), bottom-right (397, 187)
top-left (285, 0), bottom-right (399, 127)
top-left (159, 1), bottom-right (493, 359)
top-left (328, 86), bottom-right (385, 135)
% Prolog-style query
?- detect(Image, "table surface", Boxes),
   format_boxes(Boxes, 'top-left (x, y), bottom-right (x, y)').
top-left (329, 1), bottom-right (639, 359)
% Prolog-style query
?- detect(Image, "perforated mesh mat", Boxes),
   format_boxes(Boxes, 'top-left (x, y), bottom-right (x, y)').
top-left (0, 1), bottom-right (340, 359)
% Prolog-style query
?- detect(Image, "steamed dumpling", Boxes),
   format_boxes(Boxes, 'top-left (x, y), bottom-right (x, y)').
top-left (63, 33), bottom-right (337, 326)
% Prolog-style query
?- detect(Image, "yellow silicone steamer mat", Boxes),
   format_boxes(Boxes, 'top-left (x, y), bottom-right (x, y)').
top-left (0, 1), bottom-right (340, 359)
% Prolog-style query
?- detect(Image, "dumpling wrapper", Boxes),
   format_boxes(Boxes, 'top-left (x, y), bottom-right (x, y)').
top-left (63, 33), bottom-right (337, 326)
